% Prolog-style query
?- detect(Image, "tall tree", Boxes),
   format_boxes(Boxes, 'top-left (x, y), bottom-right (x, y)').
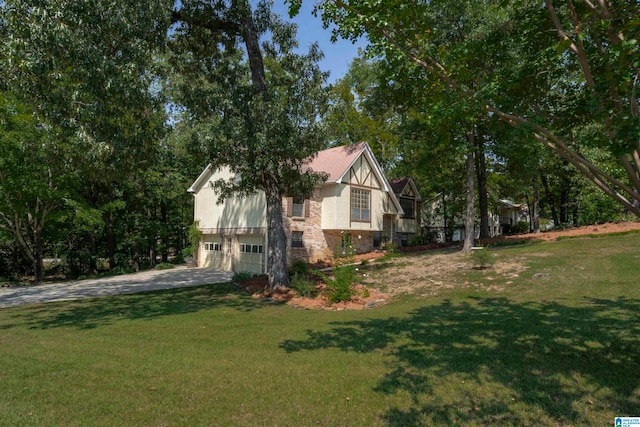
top-left (0, 94), bottom-right (74, 282)
top-left (170, 0), bottom-right (329, 288)
top-left (324, 55), bottom-right (401, 171)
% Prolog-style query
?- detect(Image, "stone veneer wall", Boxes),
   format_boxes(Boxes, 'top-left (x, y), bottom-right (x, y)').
top-left (282, 187), bottom-right (376, 264)
top-left (323, 230), bottom-right (374, 256)
top-left (283, 187), bottom-right (333, 264)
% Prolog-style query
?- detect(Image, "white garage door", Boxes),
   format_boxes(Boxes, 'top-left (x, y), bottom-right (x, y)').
top-left (235, 234), bottom-right (264, 274)
top-left (201, 235), bottom-right (223, 269)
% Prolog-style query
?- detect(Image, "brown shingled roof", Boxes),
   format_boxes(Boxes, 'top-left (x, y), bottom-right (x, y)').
top-left (390, 177), bottom-right (410, 195)
top-left (305, 142), bottom-right (366, 182)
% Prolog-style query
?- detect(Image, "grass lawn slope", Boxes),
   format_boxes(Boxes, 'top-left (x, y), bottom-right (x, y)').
top-left (1, 233), bottom-right (639, 426)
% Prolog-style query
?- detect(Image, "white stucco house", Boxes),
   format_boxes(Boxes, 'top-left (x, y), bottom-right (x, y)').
top-left (187, 142), bottom-right (421, 274)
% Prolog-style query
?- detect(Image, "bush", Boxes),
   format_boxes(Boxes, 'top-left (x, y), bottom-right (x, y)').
top-left (383, 242), bottom-right (396, 253)
top-left (290, 272), bottom-right (318, 298)
top-left (66, 250), bottom-right (94, 278)
top-left (316, 265), bottom-right (357, 304)
top-left (289, 259), bottom-right (308, 277)
top-left (232, 271), bottom-right (254, 282)
top-left (155, 262), bottom-right (175, 270)
top-left (470, 247), bottom-right (495, 269)
top-left (407, 234), bottom-right (427, 246)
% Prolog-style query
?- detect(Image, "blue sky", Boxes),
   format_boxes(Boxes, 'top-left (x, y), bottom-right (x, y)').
top-left (266, 1), bottom-right (367, 83)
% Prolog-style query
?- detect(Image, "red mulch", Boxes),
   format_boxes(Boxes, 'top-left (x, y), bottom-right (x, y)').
top-left (479, 220), bottom-right (640, 244)
top-left (234, 264), bottom-right (389, 311)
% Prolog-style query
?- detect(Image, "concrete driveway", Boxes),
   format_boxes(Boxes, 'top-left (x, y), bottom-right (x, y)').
top-left (0, 266), bottom-right (233, 308)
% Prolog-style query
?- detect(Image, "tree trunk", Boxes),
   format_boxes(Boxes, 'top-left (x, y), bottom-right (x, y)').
top-left (475, 133), bottom-right (490, 239)
top-left (239, 1), bottom-right (288, 288)
top-left (106, 210), bottom-right (116, 269)
top-left (442, 192), bottom-right (448, 242)
top-left (32, 234), bottom-right (44, 283)
top-left (161, 200), bottom-right (169, 263)
top-left (239, 0), bottom-right (267, 96)
top-left (462, 134), bottom-right (476, 253)
top-left (532, 174), bottom-right (541, 234)
top-left (541, 173), bottom-right (559, 227)
top-left (264, 177), bottom-right (289, 288)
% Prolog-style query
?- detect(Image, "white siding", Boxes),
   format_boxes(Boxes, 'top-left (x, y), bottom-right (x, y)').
top-left (193, 167), bottom-right (267, 231)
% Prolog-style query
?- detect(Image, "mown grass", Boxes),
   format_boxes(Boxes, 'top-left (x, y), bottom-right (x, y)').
top-left (1, 234), bottom-right (640, 426)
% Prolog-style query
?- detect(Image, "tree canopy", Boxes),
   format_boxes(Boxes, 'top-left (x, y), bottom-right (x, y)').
top-left (291, 0), bottom-right (640, 217)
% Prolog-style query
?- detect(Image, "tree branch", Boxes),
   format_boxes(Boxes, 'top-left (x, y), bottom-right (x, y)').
top-left (488, 105), bottom-right (640, 207)
top-left (544, 0), bottom-right (595, 88)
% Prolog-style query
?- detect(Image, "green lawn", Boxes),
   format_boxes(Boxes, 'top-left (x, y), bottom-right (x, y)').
top-left (1, 234), bottom-right (639, 426)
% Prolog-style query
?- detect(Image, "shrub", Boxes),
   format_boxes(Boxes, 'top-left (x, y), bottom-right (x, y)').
top-left (290, 272), bottom-right (318, 298)
top-left (232, 271), bottom-right (254, 282)
top-left (408, 234), bottom-right (427, 246)
top-left (383, 242), bottom-right (396, 253)
top-left (470, 247), bottom-right (495, 269)
top-left (316, 265), bottom-right (357, 304)
top-left (289, 259), bottom-right (308, 277)
top-left (155, 262), bottom-right (175, 270)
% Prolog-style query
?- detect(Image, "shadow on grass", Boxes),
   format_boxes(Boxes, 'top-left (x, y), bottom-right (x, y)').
top-left (280, 297), bottom-right (640, 425)
top-left (0, 283), bottom-right (264, 330)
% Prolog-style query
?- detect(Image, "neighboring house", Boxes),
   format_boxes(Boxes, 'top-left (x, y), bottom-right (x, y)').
top-left (188, 142), bottom-right (420, 274)
top-left (389, 177), bottom-right (422, 247)
top-left (422, 193), bottom-right (516, 242)
top-left (421, 193), bottom-right (467, 242)
top-left (496, 199), bottom-right (530, 234)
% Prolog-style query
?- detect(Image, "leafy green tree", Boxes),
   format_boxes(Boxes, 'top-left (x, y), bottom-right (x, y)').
top-left (2, 0), bottom-right (172, 275)
top-left (0, 94), bottom-right (74, 282)
top-left (324, 55), bottom-right (401, 171)
top-left (170, 0), bottom-right (330, 288)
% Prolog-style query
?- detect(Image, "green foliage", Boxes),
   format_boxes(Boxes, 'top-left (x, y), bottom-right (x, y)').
top-left (184, 221), bottom-right (203, 258)
top-left (470, 247), bottom-right (495, 269)
top-left (578, 185), bottom-right (625, 225)
top-left (155, 263), bottom-right (175, 271)
top-left (407, 234), bottom-right (428, 246)
top-left (311, 0), bottom-right (640, 218)
top-left (327, 265), bottom-right (357, 304)
top-left (315, 265), bottom-right (357, 304)
top-left (290, 272), bottom-right (318, 298)
top-left (289, 259), bottom-right (308, 277)
top-left (502, 221), bottom-right (530, 235)
top-left (1, 0), bottom-right (170, 158)
top-left (232, 271), bottom-right (254, 282)
top-left (382, 241), bottom-right (396, 253)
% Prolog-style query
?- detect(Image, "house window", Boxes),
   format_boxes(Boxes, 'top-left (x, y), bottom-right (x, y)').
top-left (205, 243), bottom-right (221, 251)
top-left (226, 238), bottom-right (232, 254)
top-left (291, 231), bottom-right (304, 248)
top-left (292, 194), bottom-right (305, 217)
top-left (351, 188), bottom-right (370, 221)
top-left (400, 197), bottom-right (415, 219)
top-left (240, 244), bottom-right (262, 253)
